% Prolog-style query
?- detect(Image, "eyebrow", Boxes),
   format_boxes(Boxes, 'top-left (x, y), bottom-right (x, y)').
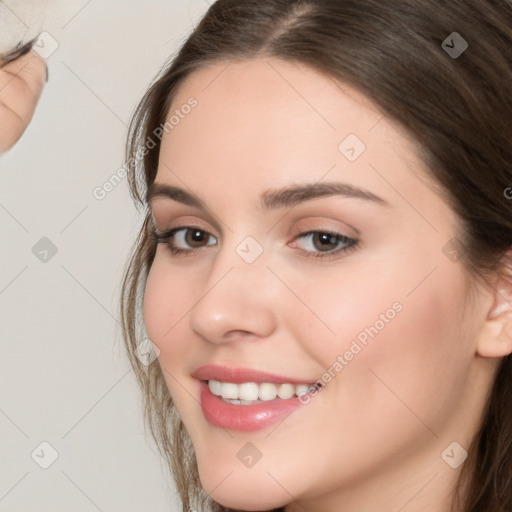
top-left (146, 181), bottom-right (390, 211)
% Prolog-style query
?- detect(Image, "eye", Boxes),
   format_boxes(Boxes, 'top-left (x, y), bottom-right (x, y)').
top-left (154, 226), bottom-right (217, 256)
top-left (290, 230), bottom-right (358, 260)
top-left (153, 226), bottom-right (358, 261)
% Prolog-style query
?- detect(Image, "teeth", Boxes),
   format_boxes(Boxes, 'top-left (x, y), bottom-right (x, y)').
top-left (208, 379), bottom-right (223, 396)
top-left (208, 379), bottom-right (314, 403)
top-left (239, 382), bottom-right (259, 401)
top-left (277, 383), bottom-right (295, 399)
top-left (220, 382), bottom-right (238, 399)
top-left (259, 382), bottom-right (277, 401)
top-left (295, 384), bottom-right (309, 396)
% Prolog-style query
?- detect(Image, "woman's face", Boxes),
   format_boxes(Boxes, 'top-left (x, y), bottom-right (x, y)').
top-left (143, 58), bottom-right (493, 510)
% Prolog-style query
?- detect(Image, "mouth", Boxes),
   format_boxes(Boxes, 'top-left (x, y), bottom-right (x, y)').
top-left (197, 378), bottom-right (321, 432)
top-left (206, 379), bottom-right (313, 405)
top-left (192, 364), bottom-right (321, 431)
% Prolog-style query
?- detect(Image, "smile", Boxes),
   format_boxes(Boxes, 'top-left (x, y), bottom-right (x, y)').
top-left (198, 380), bottom-right (320, 431)
top-left (208, 379), bottom-right (311, 404)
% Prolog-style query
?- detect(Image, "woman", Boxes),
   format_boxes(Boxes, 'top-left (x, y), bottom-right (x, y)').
top-left (120, 1), bottom-right (512, 510)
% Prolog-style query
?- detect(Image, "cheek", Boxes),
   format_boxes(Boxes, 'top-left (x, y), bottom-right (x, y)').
top-left (142, 258), bottom-right (201, 412)
top-left (143, 256), bottom-right (190, 358)
top-left (142, 262), bottom-right (168, 347)
top-left (283, 246), bottom-right (472, 439)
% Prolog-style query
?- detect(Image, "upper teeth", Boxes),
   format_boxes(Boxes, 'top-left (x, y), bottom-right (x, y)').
top-left (208, 380), bottom-right (311, 401)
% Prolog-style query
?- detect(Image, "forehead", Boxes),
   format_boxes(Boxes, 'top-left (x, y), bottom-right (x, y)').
top-left (167, 57), bottom-right (386, 147)
top-left (156, 57), bottom-right (435, 211)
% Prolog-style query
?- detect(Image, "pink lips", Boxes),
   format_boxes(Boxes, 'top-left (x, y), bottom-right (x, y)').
top-left (192, 364), bottom-right (317, 385)
top-left (192, 364), bottom-right (317, 432)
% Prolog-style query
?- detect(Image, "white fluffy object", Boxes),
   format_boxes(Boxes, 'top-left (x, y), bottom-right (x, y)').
top-left (0, 0), bottom-right (76, 53)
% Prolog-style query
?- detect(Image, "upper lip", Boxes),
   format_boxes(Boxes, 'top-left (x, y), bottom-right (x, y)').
top-left (192, 364), bottom-right (316, 385)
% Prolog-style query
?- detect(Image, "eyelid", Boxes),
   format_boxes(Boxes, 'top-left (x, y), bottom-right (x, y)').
top-left (150, 203), bottom-right (225, 237)
top-left (154, 217), bottom-right (217, 236)
top-left (154, 216), bottom-right (358, 243)
top-left (289, 217), bottom-right (357, 240)
top-left (156, 222), bottom-right (358, 256)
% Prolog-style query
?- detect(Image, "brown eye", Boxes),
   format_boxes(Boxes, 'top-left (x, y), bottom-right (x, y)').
top-left (155, 226), bottom-right (218, 256)
top-left (294, 231), bottom-right (354, 253)
top-left (185, 229), bottom-right (211, 248)
top-left (291, 230), bottom-right (358, 261)
top-left (311, 232), bottom-right (341, 252)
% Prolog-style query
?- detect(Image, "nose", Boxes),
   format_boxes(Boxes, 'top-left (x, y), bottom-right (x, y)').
top-left (188, 241), bottom-right (278, 344)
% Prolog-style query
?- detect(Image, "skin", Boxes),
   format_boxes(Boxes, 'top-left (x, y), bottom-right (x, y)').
top-left (0, 49), bottom-right (47, 153)
top-left (143, 57), bottom-right (512, 512)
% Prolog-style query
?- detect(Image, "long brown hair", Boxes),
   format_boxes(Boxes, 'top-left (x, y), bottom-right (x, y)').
top-left (119, 1), bottom-right (512, 510)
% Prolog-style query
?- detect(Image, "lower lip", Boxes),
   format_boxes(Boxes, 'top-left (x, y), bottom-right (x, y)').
top-left (198, 380), bottom-right (308, 432)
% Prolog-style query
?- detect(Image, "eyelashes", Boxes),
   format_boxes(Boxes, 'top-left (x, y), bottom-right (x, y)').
top-left (290, 230), bottom-right (358, 259)
top-left (153, 226), bottom-right (359, 261)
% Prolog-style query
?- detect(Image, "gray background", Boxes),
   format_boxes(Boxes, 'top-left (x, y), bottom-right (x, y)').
top-left (0, 1), bottom-right (212, 510)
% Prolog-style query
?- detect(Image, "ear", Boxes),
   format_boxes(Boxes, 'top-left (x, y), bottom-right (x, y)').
top-left (476, 253), bottom-right (512, 358)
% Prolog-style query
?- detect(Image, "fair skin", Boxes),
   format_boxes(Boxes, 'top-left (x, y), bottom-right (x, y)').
top-left (143, 57), bottom-right (512, 512)
top-left (0, 49), bottom-right (47, 153)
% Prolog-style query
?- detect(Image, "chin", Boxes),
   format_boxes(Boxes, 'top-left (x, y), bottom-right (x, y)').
top-left (208, 492), bottom-right (285, 512)
top-left (197, 463), bottom-right (290, 511)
